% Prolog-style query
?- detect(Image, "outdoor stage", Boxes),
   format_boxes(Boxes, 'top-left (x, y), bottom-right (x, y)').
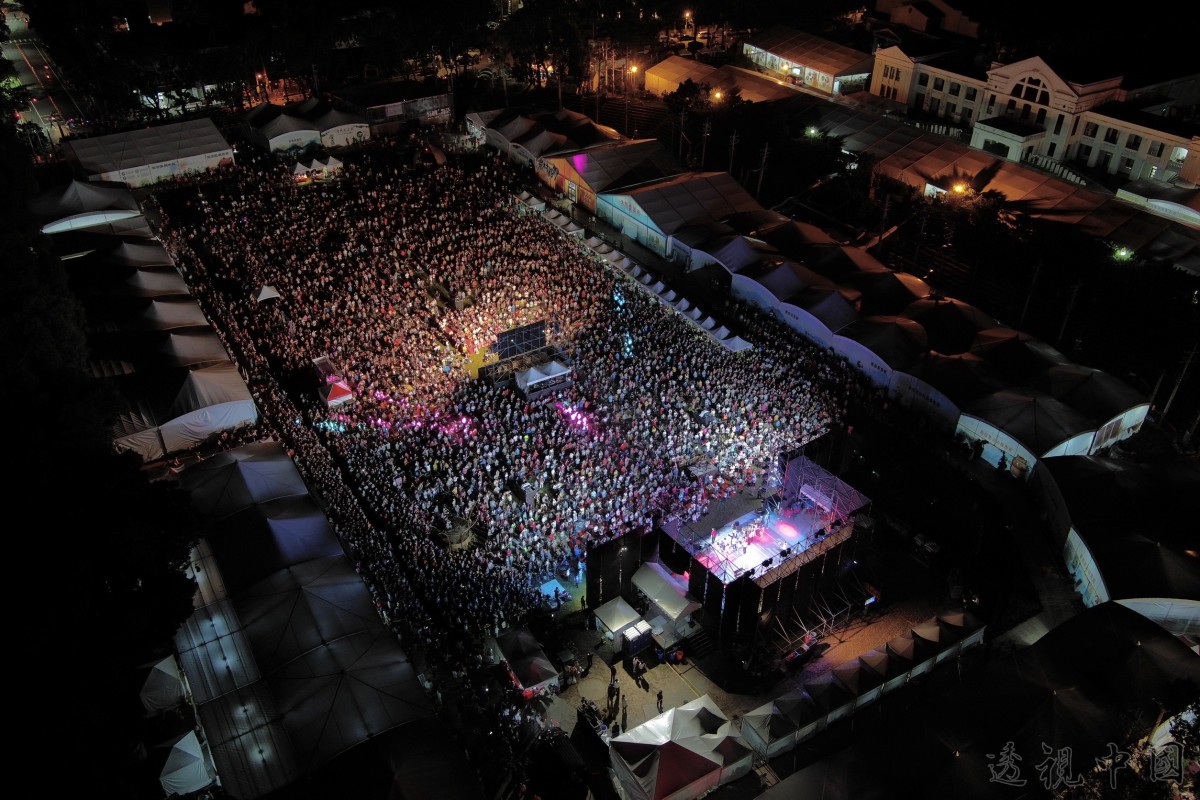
top-left (669, 504), bottom-right (855, 588)
top-left (660, 453), bottom-right (870, 590)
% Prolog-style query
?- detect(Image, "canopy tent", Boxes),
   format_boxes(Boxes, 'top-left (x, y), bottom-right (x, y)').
top-left (28, 179), bottom-right (142, 233)
top-left (594, 596), bottom-right (642, 643)
top-left (318, 380), bottom-right (355, 407)
top-left (741, 707), bottom-right (795, 758)
top-left (159, 329), bottom-right (234, 368)
top-left (959, 388), bottom-right (1097, 474)
top-left (83, 295), bottom-right (207, 332)
top-left (112, 361), bottom-right (257, 462)
top-left (176, 440), bottom-right (435, 798)
top-left (904, 351), bottom-right (1008, 411)
top-left (850, 269), bottom-right (932, 316)
top-left (140, 655), bottom-right (186, 714)
top-left (632, 563), bottom-right (700, 623)
top-left (832, 659), bottom-right (885, 708)
top-left (256, 285), bottom-right (281, 302)
top-left (1039, 455), bottom-right (1200, 633)
top-left (515, 360), bottom-right (572, 395)
top-left (100, 240), bottom-right (175, 268)
top-left (203, 495), bottom-right (345, 594)
top-left (833, 314), bottom-right (927, 389)
top-left (902, 297), bottom-right (997, 355)
top-left (179, 440), bottom-right (311, 521)
top-left (67, 118), bottom-right (233, 187)
top-left (245, 102), bottom-right (321, 153)
top-left (609, 696), bottom-right (750, 800)
top-left (46, 221), bottom-right (155, 260)
top-left (1035, 363), bottom-right (1149, 448)
top-left (511, 652), bottom-right (561, 695)
top-left (159, 731), bottom-right (216, 797)
top-left (969, 327), bottom-right (1070, 382)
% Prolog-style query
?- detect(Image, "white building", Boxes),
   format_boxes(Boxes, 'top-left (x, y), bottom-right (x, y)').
top-left (870, 48), bottom-right (1200, 187)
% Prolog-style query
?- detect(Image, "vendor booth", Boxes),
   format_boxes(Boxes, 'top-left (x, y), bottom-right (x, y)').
top-left (593, 596), bottom-right (642, 652)
top-left (496, 626), bottom-right (561, 698)
top-left (632, 562), bottom-right (701, 651)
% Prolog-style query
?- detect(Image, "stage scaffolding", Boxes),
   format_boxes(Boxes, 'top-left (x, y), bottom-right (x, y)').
top-left (664, 454), bottom-right (869, 588)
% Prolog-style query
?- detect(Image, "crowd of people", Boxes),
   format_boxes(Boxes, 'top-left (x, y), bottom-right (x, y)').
top-left (155, 137), bottom-right (869, 778)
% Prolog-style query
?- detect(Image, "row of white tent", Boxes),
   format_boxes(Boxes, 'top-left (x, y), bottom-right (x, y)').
top-left (742, 611), bottom-right (986, 759)
top-left (291, 156), bottom-right (343, 176)
top-left (29, 180), bottom-right (260, 463)
top-left (566, 225), bottom-right (755, 354)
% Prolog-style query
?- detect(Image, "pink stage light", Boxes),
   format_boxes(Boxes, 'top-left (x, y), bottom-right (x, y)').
top-left (777, 522), bottom-right (799, 539)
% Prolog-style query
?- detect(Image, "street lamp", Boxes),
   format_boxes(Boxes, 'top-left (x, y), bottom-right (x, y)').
top-left (625, 65), bottom-right (638, 134)
top-left (683, 10), bottom-right (692, 36)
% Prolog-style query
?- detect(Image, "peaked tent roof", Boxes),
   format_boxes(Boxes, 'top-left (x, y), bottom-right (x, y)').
top-left (632, 562), bottom-right (701, 622)
top-left (970, 327), bottom-right (1071, 382)
top-left (1040, 455), bottom-right (1200, 602)
top-left (1035, 363), bottom-right (1149, 423)
top-left (615, 172), bottom-right (764, 236)
top-left (838, 315), bottom-right (928, 371)
top-left (548, 139), bottom-right (687, 194)
top-left (257, 285), bottom-right (281, 302)
top-left (746, 26), bottom-right (873, 76)
top-left (850, 269), bottom-right (931, 315)
top-left (965, 389), bottom-right (1097, 455)
top-left (28, 179), bottom-right (142, 233)
top-left (902, 297), bottom-right (997, 355)
top-left (594, 595), bottom-right (641, 635)
top-left (177, 440), bottom-right (435, 799)
top-left (140, 655), bottom-right (186, 713)
top-left (180, 440), bottom-right (311, 520)
top-left (159, 731), bottom-right (215, 796)
top-left (67, 117), bottom-right (232, 178)
top-left (906, 351), bottom-right (1008, 408)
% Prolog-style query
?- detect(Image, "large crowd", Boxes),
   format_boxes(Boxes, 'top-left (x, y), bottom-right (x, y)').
top-left (156, 139), bottom-right (868, 772)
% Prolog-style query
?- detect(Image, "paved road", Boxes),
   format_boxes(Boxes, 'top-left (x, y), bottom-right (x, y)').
top-left (3, 11), bottom-right (89, 150)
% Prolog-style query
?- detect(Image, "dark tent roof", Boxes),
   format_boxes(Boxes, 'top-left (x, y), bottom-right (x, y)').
top-left (804, 243), bottom-right (883, 283)
top-left (906, 351), bottom-right (1008, 408)
top-left (965, 389), bottom-right (1096, 455)
top-left (498, 627), bottom-right (546, 661)
top-left (177, 440), bottom-right (436, 799)
top-left (204, 495), bottom-right (345, 594)
top-left (1040, 455), bottom-right (1200, 601)
top-left (902, 297), bottom-right (997, 355)
top-left (970, 327), bottom-right (1071, 382)
top-left (180, 440), bottom-right (311, 520)
top-left (27, 178), bottom-right (140, 221)
top-left (849, 270), bottom-right (932, 316)
top-left (1035, 363), bottom-right (1149, 422)
top-left (774, 602), bottom-right (1200, 800)
top-left (839, 315), bottom-right (928, 371)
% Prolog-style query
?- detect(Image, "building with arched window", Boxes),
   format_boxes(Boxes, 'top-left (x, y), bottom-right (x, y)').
top-left (870, 48), bottom-right (1200, 188)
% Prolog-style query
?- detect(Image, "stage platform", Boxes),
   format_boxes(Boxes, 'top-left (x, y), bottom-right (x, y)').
top-left (669, 507), bottom-right (852, 586)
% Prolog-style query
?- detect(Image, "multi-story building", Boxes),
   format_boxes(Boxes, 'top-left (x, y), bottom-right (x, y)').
top-left (871, 46), bottom-right (1200, 188)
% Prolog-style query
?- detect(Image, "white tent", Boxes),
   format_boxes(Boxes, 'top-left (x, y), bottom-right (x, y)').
top-left (515, 360), bottom-right (572, 395)
top-left (29, 179), bottom-right (142, 234)
top-left (140, 655), bottom-right (186, 714)
top-left (293, 161), bottom-right (310, 176)
top-left (594, 596), bottom-right (641, 644)
top-left (113, 362), bottom-right (258, 462)
top-left (159, 731), bottom-right (215, 797)
top-left (256, 285), bottom-right (281, 302)
top-left (67, 118), bottom-right (233, 187)
top-left (632, 563), bottom-right (700, 623)
top-left (609, 695), bottom-right (752, 800)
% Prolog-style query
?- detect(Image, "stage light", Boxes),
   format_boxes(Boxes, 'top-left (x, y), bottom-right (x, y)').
top-left (762, 558), bottom-right (773, 567)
